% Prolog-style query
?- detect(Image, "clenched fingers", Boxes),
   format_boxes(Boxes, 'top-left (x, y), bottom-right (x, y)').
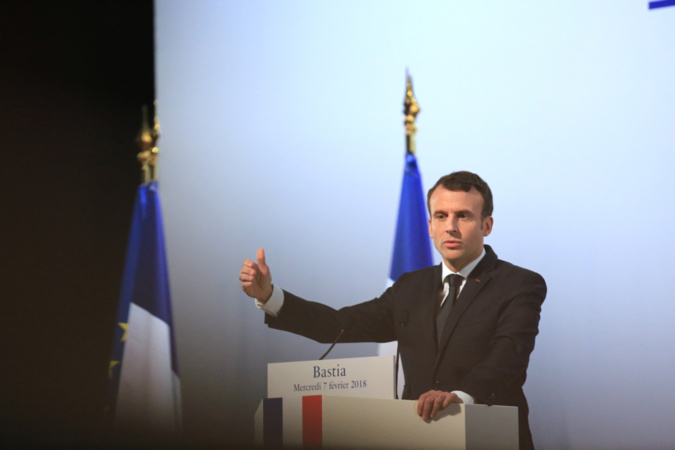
top-left (239, 259), bottom-right (259, 283)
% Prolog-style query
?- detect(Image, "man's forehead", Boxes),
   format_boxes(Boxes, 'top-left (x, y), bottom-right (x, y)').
top-left (430, 187), bottom-right (483, 210)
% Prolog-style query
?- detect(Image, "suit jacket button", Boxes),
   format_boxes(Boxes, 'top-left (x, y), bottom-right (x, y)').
top-left (433, 380), bottom-right (440, 389)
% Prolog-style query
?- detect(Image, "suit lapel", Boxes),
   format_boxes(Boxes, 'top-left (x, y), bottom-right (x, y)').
top-left (434, 246), bottom-right (498, 367)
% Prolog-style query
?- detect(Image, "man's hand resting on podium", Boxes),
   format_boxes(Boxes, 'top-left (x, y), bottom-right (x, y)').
top-left (417, 390), bottom-right (463, 421)
top-left (239, 248), bottom-right (273, 303)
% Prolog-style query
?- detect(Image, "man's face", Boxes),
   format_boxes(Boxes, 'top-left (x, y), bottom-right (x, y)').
top-left (428, 186), bottom-right (493, 272)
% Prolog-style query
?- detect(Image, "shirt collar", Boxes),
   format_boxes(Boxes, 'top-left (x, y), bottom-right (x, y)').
top-left (441, 247), bottom-right (486, 283)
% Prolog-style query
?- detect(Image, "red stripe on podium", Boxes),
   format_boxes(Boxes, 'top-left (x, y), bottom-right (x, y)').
top-left (302, 395), bottom-right (322, 448)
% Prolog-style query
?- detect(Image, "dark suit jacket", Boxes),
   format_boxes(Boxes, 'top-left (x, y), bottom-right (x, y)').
top-left (265, 245), bottom-right (546, 449)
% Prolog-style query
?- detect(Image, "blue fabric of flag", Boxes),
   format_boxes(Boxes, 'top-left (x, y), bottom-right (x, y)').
top-left (389, 152), bottom-right (434, 282)
top-left (107, 180), bottom-right (179, 422)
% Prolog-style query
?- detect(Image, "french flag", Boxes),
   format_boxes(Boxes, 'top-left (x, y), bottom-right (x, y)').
top-left (107, 181), bottom-right (182, 438)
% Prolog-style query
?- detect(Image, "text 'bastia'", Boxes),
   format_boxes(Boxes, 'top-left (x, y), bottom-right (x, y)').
top-left (313, 364), bottom-right (346, 378)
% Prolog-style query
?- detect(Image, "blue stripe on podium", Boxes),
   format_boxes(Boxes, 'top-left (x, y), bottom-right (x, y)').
top-left (263, 398), bottom-right (283, 446)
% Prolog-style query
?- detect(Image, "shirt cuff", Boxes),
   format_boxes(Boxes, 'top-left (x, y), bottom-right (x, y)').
top-left (255, 284), bottom-right (284, 317)
top-left (451, 390), bottom-right (474, 405)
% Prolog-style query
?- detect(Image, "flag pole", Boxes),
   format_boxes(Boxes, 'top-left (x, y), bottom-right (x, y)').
top-left (136, 103), bottom-right (160, 184)
top-left (403, 71), bottom-right (420, 155)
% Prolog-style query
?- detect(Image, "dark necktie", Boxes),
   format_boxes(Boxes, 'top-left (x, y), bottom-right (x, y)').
top-left (436, 274), bottom-right (464, 346)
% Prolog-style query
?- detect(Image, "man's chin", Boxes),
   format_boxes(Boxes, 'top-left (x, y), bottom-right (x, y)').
top-left (442, 249), bottom-right (463, 260)
top-left (442, 254), bottom-right (464, 269)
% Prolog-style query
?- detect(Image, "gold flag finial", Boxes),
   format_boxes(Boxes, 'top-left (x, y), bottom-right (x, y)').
top-left (403, 71), bottom-right (420, 155)
top-left (136, 103), bottom-right (160, 184)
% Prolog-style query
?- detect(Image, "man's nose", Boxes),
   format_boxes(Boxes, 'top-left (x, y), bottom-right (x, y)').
top-left (445, 219), bottom-right (457, 233)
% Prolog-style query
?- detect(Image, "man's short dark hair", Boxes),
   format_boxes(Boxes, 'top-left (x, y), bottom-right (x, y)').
top-left (427, 171), bottom-right (493, 219)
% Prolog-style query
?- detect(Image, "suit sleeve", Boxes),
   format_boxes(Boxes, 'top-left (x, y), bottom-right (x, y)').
top-left (265, 287), bottom-right (398, 344)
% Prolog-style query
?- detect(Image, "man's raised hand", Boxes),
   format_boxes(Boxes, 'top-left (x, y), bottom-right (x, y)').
top-left (239, 248), bottom-right (273, 303)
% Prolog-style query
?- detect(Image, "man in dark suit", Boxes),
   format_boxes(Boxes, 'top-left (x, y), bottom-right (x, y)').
top-left (239, 171), bottom-right (546, 449)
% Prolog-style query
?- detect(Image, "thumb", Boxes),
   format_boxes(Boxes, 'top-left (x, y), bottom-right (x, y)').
top-left (257, 247), bottom-right (269, 273)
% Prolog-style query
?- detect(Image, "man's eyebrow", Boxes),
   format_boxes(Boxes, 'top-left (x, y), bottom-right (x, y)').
top-left (455, 209), bottom-right (474, 216)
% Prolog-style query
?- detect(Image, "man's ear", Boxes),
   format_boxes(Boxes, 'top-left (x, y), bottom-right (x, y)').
top-left (428, 218), bottom-right (433, 237)
top-left (482, 216), bottom-right (494, 237)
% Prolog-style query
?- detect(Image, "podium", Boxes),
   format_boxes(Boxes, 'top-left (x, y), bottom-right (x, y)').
top-left (255, 356), bottom-right (519, 449)
top-left (254, 395), bottom-right (518, 449)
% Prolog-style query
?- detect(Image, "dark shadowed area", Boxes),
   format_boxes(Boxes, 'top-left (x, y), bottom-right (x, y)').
top-left (1, 1), bottom-right (154, 445)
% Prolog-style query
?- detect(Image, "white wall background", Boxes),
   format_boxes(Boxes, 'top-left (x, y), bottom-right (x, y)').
top-left (155, 1), bottom-right (675, 448)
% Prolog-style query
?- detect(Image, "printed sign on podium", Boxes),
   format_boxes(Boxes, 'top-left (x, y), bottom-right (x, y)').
top-left (267, 355), bottom-right (395, 399)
